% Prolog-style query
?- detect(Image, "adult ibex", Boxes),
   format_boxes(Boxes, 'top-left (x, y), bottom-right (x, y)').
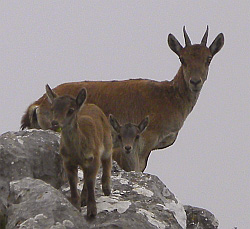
top-left (21, 27), bottom-right (224, 172)
top-left (45, 84), bottom-right (112, 218)
top-left (109, 115), bottom-right (149, 172)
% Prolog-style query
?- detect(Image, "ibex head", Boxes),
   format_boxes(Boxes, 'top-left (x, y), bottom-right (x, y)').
top-left (45, 84), bottom-right (87, 132)
top-left (168, 26), bottom-right (224, 92)
top-left (109, 115), bottom-right (149, 154)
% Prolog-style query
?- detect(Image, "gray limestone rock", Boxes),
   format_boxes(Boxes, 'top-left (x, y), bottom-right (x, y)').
top-left (0, 130), bottom-right (65, 228)
top-left (0, 130), bottom-right (64, 198)
top-left (61, 164), bottom-right (186, 229)
top-left (0, 197), bottom-right (7, 229)
top-left (6, 177), bottom-right (85, 228)
top-left (184, 205), bottom-right (219, 229)
top-left (0, 130), bottom-right (219, 228)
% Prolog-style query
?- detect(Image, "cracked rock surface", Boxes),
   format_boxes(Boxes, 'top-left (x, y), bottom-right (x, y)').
top-left (0, 130), bottom-right (219, 228)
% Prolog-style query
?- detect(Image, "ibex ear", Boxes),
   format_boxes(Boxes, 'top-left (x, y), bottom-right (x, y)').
top-left (76, 88), bottom-right (87, 108)
top-left (46, 84), bottom-right (57, 104)
top-left (138, 116), bottom-right (149, 133)
top-left (168, 34), bottom-right (183, 56)
top-left (109, 114), bottom-right (121, 133)
top-left (209, 33), bottom-right (224, 56)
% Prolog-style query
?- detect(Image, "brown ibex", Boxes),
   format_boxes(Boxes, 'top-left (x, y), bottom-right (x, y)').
top-left (21, 27), bottom-right (224, 172)
top-left (109, 115), bottom-right (149, 172)
top-left (45, 84), bottom-right (112, 218)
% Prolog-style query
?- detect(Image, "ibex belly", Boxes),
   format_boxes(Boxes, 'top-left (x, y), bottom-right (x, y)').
top-left (154, 132), bottom-right (178, 150)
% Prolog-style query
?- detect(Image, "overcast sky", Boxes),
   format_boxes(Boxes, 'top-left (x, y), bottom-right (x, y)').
top-left (1, 1), bottom-right (249, 228)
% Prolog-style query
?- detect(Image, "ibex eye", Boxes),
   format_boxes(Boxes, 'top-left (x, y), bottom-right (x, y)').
top-left (67, 108), bottom-right (74, 116)
top-left (135, 135), bottom-right (140, 140)
top-left (117, 135), bottom-right (122, 140)
top-left (207, 56), bottom-right (212, 65)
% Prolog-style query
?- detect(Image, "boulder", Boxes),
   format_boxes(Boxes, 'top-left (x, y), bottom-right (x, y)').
top-left (0, 130), bottom-right (64, 228)
top-left (61, 162), bottom-right (186, 228)
top-left (0, 130), bottom-right (64, 198)
top-left (7, 170), bottom-right (185, 228)
top-left (7, 177), bottom-right (85, 229)
top-left (0, 130), bottom-right (219, 228)
top-left (185, 205), bottom-right (219, 229)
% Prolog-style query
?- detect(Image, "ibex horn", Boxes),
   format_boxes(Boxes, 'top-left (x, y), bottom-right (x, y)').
top-left (183, 26), bottom-right (191, 46)
top-left (201, 26), bottom-right (209, 46)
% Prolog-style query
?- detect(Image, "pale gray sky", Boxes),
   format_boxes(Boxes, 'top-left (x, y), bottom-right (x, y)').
top-left (1, 1), bottom-right (249, 228)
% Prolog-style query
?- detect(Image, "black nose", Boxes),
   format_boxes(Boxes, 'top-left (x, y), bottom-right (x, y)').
top-left (51, 120), bottom-right (59, 130)
top-left (124, 146), bottom-right (132, 152)
top-left (190, 79), bottom-right (201, 86)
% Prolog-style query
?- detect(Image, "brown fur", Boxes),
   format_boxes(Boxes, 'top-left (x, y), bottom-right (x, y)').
top-left (21, 28), bottom-right (224, 172)
top-left (46, 85), bottom-right (112, 218)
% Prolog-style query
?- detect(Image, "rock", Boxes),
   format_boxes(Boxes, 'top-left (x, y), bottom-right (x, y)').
top-left (0, 130), bottom-right (65, 228)
top-left (0, 130), bottom-right (219, 228)
top-left (0, 197), bottom-right (7, 229)
top-left (0, 130), bottom-right (64, 197)
top-left (61, 163), bottom-right (186, 229)
top-left (7, 171), bottom-right (185, 229)
top-left (184, 205), bottom-right (219, 229)
top-left (6, 177), bottom-right (85, 229)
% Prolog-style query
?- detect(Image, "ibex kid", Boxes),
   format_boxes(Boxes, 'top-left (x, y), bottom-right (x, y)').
top-left (109, 114), bottom-right (149, 172)
top-left (46, 84), bottom-right (112, 218)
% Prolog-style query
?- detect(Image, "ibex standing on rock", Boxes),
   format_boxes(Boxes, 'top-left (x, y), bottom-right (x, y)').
top-left (46, 84), bottom-right (112, 218)
top-left (22, 27), bottom-right (224, 172)
top-left (109, 115), bottom-right (149, 172)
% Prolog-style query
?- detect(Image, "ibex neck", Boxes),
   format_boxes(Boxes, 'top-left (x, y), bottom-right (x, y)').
top-left (171, 66), bottom-right (200, 115)
top-left (61, 115), bottom-right (79, 146)
top-left (121, 151), bottom-right (140, 172)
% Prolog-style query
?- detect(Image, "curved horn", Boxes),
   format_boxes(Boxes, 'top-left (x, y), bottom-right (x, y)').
top-left (201, 26), bottom-right (209, 46)
top-left (183, 26), bottom-right (191, 46)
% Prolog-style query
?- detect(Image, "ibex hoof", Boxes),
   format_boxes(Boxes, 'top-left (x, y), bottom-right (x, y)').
top-left (81, 198), bottom-right (87, 207)
top-left (70, 197), bottom-right (81, 211)
top-left (103, 187), bottom-right (111, 196)
top-left (87, 204), bottom-right (97, 218)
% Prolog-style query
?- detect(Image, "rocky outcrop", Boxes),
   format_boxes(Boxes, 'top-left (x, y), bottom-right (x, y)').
top-left (0, 130), bottom-right (64, 197)
top-left (0, 130), bottom-right (218, 228)
top-left (184, 205), bottom-right (219, 229)
top-left (7, 177), bottom-right (85, 228)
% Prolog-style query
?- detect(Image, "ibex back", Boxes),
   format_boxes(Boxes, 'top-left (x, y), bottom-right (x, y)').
top-left (46, 84), bottom-right (112, 218)
top-left (22, 27), bottom-right (224, 172)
